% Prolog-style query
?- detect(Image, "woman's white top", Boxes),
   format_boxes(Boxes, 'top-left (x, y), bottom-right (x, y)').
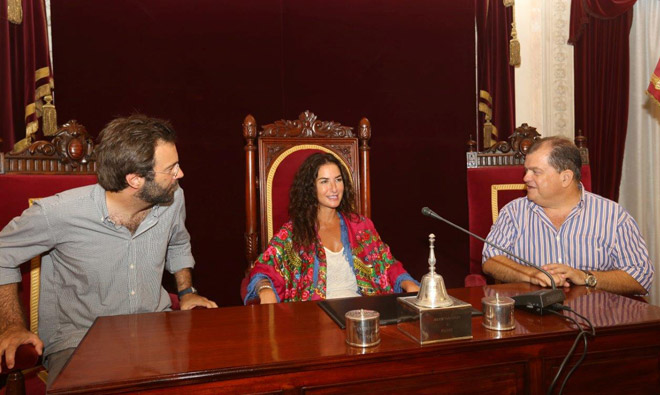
top-left (324, 247), bottom-right (360, 299)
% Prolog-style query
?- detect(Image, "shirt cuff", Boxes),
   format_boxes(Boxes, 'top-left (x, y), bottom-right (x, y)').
top-left (166, 255), bottom-right (195, 274)
top-left (0, 267), bottom-right (22, 286)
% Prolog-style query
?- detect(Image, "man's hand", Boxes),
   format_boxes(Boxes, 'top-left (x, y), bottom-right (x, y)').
top-left (401, 280), bottom-right (420, 293)
top-left (0, 325), bottom-right (43, 373)
top-left (528, 269), bottom-right (567, 288)
top-left (179, 294), bottom-right (218, 310)
top-left (541, 263), bottom-right (584, 287)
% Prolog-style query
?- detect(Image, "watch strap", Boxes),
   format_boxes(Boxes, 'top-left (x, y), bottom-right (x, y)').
top-left (178, 286), bottom-right (197, 298)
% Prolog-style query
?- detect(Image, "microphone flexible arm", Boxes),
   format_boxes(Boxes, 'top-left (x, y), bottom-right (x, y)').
top-left (421, 206), bottom-right (558, 290)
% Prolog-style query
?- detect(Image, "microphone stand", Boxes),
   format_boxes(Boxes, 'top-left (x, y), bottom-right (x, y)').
top-left (421, 207), bottom-right (565, 315)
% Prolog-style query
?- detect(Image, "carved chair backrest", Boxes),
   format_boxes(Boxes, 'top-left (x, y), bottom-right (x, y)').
top-left (243, 111), bottom-right (371, 269)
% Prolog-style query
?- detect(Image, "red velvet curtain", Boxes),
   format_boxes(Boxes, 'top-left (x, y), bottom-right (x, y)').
top-left (569, 0), bottom-right (636, 201)
top-left (0, 0), bottom-right (53, 153)
top-left (476, 0), bottom-right (516, 150)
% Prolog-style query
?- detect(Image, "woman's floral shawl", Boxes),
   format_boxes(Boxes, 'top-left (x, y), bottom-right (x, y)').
top-left (244, 213), bottom-right (415, 303)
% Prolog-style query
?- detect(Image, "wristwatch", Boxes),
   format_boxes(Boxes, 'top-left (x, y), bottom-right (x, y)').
top-left (583, 270), bottom-right (597, 288)
top-left (178, 286), bottom-right (198, 298)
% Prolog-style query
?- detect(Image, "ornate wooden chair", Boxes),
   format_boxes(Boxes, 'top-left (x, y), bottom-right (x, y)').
top-left (241, 111), bottom-right (372, 300)
top-left (465, 124), bottom-right (592, 287)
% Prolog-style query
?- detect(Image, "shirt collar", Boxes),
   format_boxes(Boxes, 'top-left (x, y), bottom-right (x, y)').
top-left (94, 184), bottom-right (161, 225)
top-left (527, 182), bottom-right (586, 220)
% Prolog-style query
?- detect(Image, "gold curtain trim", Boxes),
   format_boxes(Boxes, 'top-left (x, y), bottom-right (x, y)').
top-left (35, 83), bottom-right (52, 100)
top-left (265, 145), bottom-right (351, 242)
top-left (479, 90), bottom-right (493, 104)
top-left (651, 73), bottom-right (660, 90)
top-left (35, 67), bottom-right (51, 81)
top-left (7, 0), bottom-right (23, 24)
top-left (25, 102), bottom-right (36, 118)
top-left (11, 120), bottom-right (38, 153)
top-left (491, 184), bottom-right (526, 223)
top-left (648, 73), bottom-right (660, 108)
top-left (478, 102), bottom-right (492, 118)
top-left (645, 90), bottom-right (660, 108)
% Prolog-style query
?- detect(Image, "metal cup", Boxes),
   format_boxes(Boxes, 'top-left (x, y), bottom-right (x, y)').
top-left (481, 294), bottom-right (515, 331)
top-left (345, 309), bottom-right (380, 347)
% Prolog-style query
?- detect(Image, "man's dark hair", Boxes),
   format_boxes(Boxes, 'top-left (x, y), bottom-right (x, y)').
top-left (527, 136), bottom-right (582, 182)
top-left (96, 114), bottom-right (177, 191)
top-left (289, 152), bottom-right (357, 247)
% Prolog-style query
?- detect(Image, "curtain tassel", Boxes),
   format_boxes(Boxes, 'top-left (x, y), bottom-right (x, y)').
top-left (509, 23), bottom-right (521, 67)
top-left (504, 0), bottom-right (521, 67)
top-left (42, 95), bottom-right (58, 136)
top-left (483, 120), bottom-right (498, 148)
top-left (7, 0), bottom-right (23, 24)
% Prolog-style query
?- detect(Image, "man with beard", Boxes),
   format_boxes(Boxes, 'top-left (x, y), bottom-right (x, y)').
top-left (0, 115), bottom-right (216, 387)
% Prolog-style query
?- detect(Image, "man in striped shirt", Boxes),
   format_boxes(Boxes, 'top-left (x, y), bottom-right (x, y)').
top-left (483, 137), bottom-right (653, 295)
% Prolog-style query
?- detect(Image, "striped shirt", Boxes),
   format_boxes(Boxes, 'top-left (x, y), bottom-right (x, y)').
top-left (482, 187), bottom-right (653, 292)
top-left (0, 184), bottom-right (195, 357)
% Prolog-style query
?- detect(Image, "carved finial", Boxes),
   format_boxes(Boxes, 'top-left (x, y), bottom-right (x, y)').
top-left (574, 129), bottom-right (587, 149)
top-left (428, 233), bottom-right (436, 273)
top-left (358, 118), bottom-right (371, 141)
top-left (467, 134), bottom-right (477, 152)
top-left (243, 114), bottom-right (257, 140)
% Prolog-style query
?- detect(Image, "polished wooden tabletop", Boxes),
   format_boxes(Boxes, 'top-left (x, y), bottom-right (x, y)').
top-left (49, 283), bottom-right (660, 394)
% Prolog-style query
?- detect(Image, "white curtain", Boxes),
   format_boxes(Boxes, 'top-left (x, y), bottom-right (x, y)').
top-left (620, 0), bottom-right (660, 305)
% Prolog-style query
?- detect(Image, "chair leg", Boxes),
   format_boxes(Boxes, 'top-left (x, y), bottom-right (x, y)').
top-left (5, 371), bottom-right (25, 395)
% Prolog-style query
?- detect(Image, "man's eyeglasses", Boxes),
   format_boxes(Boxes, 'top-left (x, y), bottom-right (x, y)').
top-left (153, 163), bottom-right (181, 178)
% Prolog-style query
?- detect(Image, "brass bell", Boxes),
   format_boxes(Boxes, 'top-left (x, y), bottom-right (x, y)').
top-left (413, 234), bottom-right (453, 308)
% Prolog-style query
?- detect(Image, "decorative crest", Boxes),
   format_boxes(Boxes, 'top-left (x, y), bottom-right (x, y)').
top-left (483, 123), bottom-right (540, 159)
top-left (260, 111), bottom-right (354, 138)
top-left (1, 120), bottom-right (96, 174)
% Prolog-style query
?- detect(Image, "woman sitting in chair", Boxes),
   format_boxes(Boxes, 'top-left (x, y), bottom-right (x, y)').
top-left (244, 152), bottom-right (419, 304)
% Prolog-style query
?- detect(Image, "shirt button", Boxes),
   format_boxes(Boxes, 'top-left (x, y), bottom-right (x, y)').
top-left (558, 257), bottom-right (563, 263)
top-left (130, 264), bottom-right (135, 269)
top-left (556, 235), bottom-right (560, 241)
top-left (130, 290), bottom-right (136, 296)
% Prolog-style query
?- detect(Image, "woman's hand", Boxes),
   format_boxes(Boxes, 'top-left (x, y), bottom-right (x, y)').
top-left (259, 288), bottom-right (278, 304)
top-left (401, 280), bottom-right (420, 293)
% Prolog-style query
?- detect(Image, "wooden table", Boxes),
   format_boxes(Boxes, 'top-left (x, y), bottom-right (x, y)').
top-left (49, 283), bottom-right (660, 394)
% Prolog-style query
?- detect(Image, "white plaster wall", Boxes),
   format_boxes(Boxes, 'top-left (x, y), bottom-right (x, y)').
top-left (515, 0), bottom-right (574, 139)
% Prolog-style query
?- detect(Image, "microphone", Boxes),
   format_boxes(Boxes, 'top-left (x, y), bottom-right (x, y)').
top-left (421, 206), bottom-right (565, 315)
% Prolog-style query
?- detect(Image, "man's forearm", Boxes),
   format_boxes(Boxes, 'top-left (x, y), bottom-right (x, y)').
top-left (590, 270), bottom-right (647, 295)
top-left (173, 268), bottom-right (193, 292)
top-left (0, 283), bottom-right (27, 333)
top-left (483, 256), bottom-right (537, 283)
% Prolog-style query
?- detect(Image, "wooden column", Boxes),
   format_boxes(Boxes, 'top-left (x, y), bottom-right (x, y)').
top-left (358, 117), bottom-right (371, 218)
top-left (243, 114), bottom-right (258, 269)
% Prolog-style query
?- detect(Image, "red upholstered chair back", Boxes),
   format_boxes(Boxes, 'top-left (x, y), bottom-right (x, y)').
top-left (243, 111), bottom-right (372, 271)
top-left (465, 125), bottom-right (592, 287)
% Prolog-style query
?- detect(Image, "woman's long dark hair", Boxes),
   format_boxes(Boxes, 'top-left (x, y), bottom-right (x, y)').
top-left (288, 152), bottom-right (357, 247)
